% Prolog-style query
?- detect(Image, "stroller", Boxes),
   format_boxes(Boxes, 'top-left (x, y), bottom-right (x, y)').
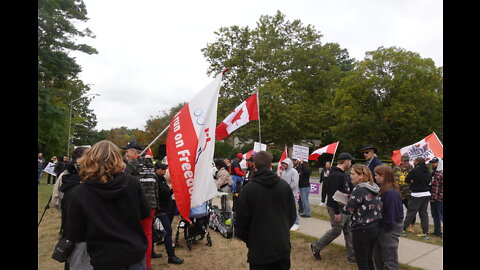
top-left (209, 192), bottom-right (233, 238)
top-left (174, 201), bottom-right (212, 251)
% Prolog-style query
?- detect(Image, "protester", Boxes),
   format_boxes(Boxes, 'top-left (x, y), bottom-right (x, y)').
top-left (65, 140), bottom-right (151, 270)
top-left (280, 158), bottom-right (300, 231)
top-left (230, 153), bottom-right (245, 192)
top-left (235, 151), bottom-right (296, 270)
top-left (393, 154), bottom-right (415, 232)
top-left (373, 165), bottom-right (404, 270)
top-left (319, 161), bottom-right (331, 206)
top-left (38, 152), bottom-right (47, 184)
top-left (54, 155), bottom-right (69, 182)
top-left (56, 146), bottom-right (91, 270)
top-left (298, 160), bottom-right (312, 218)
top-left (153, 162), bottom-right (184, 264)
top-left (244, 157), bottom-right (255, 185)
top-left (344, 164), bottom-right (381, 270)
top-left (360, 145), bottom-right (383, 183)
top-left (47, 156), bottom-right (58, 185)
top-left (402, 157), bottom-right (431, 240)
top-left (429, 157), bottom-right (443, 238)
top-left (122, 140), bottom-right (159, 270)
top-left (310, 153), bottom-right (355, 264)
top-left (214, 159), bottom-right (234, 212)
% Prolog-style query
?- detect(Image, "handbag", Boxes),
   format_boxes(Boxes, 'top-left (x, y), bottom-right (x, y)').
top-left (52, 238), bottom-right (75, 263)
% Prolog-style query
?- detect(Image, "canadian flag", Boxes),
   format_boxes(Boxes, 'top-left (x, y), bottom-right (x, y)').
top-left (391, 132), bottom-right (443, 166)
top-left (308, 142), bottom-right (339, 161)
top-left (240, 149), bottom-right (254, 169)
top-left (216, 92), bottom-right (259, 141)
top-left (166, 74), bottom-right (222, 222)
top-left (276, 147), bottom-right (288, 176)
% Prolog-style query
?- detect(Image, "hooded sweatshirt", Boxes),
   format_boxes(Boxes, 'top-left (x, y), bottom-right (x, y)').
top-left (65, 172), bottom-right (151, 270)
top-left (279, 158), bottom-right (299, 199)
top-left (344, 182), bottom-right (382, 230)
top-left (235, 168), bottom-right (297, 265)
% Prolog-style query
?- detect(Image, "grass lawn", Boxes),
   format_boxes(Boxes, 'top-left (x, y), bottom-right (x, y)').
top-left (38, 174), bottom-right (424, 270)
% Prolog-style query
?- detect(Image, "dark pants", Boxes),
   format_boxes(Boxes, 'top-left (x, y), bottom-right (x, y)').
top-left (321, 182), bottom-right (327, 203)
top-left (403, 196), bottom-right (430, 234)
top-left (47, 174), bottom-right (56, 185)
top-left (249, 256), bottom-right (290, 270)
top-left (402, 198), bottom-right (416, 224)
top-left (158, 213), bottom-right (174, 257)
top-left (430, 201), bottom-right (443, 234)
top-left (352, 224), bottom-right (380, 270)
top-left (374, 223), bottom-right (402, 270)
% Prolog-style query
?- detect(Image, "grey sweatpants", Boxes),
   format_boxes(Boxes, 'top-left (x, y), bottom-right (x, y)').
top-left (374, 222), bottom-right (403, 270)
top-left (312, 206), bottom-right (355, 261)
top-left (403, 196), bottom-right (431, 234)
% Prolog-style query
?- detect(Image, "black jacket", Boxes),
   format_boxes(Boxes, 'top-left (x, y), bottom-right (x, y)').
top-left (235, 168), bottom-right (296, 265)
top-left (326, 166), bottom-right (353, 214)
top-left (298, 165), bottom-right (312, 188)
top-left (65, 172), bottom-right (150, 270)
top-left (155, 174), bottom-right (173, 214)
top-left (58, 162), bottom-right (82, 239)
top-left (406, 162), bottom-right (431, 193)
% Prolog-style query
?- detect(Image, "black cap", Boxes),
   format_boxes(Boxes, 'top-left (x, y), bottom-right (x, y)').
top-left (338, 152), bottom-right (355, 161)
top-left (430, 157), bottom-right (439, 163)
top-left (121, 140), bottom-right (143, 151)
top-left (155, 162), bottom-right (168, 170)
top-left (360, 144), bottom-right (378, 153)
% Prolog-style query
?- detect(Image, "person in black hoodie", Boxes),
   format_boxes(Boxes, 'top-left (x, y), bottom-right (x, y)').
top-left (235, 151), bottom-right (297, 270)
top-left (65, 140), bottom-right (151, 270)
top-left (402, 157), bottom-right (432, 240)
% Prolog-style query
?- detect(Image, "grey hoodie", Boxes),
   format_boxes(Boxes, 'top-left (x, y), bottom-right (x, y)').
top-left (280, 158), bottom-right (299, 198)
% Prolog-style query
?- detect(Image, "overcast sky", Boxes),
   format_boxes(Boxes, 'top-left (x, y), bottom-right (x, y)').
top-left (71, 0), bottom-right (443, 131)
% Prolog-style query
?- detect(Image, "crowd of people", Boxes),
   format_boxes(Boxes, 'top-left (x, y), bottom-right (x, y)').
top-left (38, 141), bottom-right (443, 270)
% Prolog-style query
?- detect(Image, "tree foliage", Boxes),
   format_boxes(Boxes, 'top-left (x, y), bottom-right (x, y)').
top-left (38, 0), bottom-right (98, 158)
top-left (202, 10), bottom-right (354, 146)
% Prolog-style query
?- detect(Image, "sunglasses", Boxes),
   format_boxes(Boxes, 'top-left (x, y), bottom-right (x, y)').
top-left (362, 152), bottom-right (370, 155)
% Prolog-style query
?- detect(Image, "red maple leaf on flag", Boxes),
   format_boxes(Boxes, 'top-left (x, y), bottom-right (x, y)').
top-left (230, 108), bottom-right (243, 126)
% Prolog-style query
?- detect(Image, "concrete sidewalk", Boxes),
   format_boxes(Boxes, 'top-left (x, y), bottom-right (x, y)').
top-left (296, 214), bottom-right (443, 270)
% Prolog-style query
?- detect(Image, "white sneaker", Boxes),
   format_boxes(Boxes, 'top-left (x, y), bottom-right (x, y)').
top-left (290, 224), bottom-right (300, 231)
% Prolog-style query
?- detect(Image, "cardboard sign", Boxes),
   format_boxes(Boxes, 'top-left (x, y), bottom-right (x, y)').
top-left (43, 162), bottom-right (57, 176)
top-left (292, 144), bottom-right (309, 161)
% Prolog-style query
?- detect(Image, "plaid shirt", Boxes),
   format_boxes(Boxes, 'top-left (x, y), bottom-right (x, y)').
top-left (430, 170), bottom-right (443, 202)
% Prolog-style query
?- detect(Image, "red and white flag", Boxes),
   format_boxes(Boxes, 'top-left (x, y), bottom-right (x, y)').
top-left (145, 147), bottom-right (153, 157)
top-left (391, 132), bottom-right (443, 166)
top-left (276, 146), bottom-right (288, 176)
top-left (308, 141), bottom-right (339, 161)
top-left (216, 92), bottom-right (259, 141)
top-left (166, 74), bottom-right (222, 222)
top-left (240, 149), bottom-right (254, 169)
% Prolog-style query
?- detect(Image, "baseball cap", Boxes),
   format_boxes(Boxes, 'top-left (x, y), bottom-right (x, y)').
top-left (155, 163), bottom-right (168, 170)
top-left (236, 153), bottom-right (244, 159)
top-left (337, 152), bottom-right (355, 161)
top-left (121, 140), bottom-right (143, 151)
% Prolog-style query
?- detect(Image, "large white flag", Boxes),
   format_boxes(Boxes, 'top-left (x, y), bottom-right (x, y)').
top-left (391, 132), bottom-right (443, 166)
top-left (166, 74), bottom-right (222, 222)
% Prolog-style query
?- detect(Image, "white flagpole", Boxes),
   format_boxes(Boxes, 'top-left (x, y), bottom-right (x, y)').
top-left (257, 89), bottom-right (261, 143)
top-left (139, 125), bottom-right (170, 156)
top-left (330, 141), bottom-right (340, 166)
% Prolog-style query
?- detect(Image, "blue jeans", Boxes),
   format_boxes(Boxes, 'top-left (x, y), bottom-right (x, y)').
top-left (299, 187), bottom-right (311, 216)
top-left (231, 175), bottom-right (244, 192)
top-left (158, 213), bottom-right (174, 256)
top-left (37, 169), bottom-right (43, 184)
top-left (430, 201), bottom-right (443, 234)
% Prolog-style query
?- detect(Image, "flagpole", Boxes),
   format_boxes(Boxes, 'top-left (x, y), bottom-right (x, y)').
top-left (330, 141), bottom-right (339, 166)
top-left (257, 89), bottom-right (261, 143)
top-left (139, 125), bottom-right (170, 156)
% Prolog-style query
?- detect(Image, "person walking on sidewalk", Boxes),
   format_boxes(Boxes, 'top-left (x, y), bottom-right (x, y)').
top-left (402, 157), bottom-right (431, 240)
top-left (310, 152), bottom-right (356, 264)
top-left (344, 164), bottom-right (381, 270)
top-left (280, 158), bottom-right (300, 231)
top-left (373, 165), bottom-right (404, 270)
top-left (235, 151), bottom-right (297, 270)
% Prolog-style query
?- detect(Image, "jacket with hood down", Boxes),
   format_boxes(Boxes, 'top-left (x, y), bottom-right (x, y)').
top-left (279, 158), bottom-right (299, 199)
top-left (406, 162), bottom-right (431, 193)
top-left (344, 182), bottom-right (382, 230)
top-left (65, 172), bottom-right (151, 270)
top-left (235, 168), bottom-right (297, 265)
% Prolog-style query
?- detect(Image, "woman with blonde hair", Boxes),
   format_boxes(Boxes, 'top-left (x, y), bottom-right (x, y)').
top-left (373, 165), bottom-right (404, 270)
top-left (65, 140), bottom-right (151, 270)
top-left (344, 164), bottom-right (382, 270)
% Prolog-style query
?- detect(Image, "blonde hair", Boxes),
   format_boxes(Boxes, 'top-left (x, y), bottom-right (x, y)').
top-left (351, 164), bottom-right (374, 185)
top-left (77, 140), bottom-right (126, 183)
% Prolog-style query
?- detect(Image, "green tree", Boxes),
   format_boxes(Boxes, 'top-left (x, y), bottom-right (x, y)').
top-left (202, 11), bottom-right (354, 146)
top-left (330, 46), bottom-right (443, 158)
top-left (38, 0), bottom-right (98, 158)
